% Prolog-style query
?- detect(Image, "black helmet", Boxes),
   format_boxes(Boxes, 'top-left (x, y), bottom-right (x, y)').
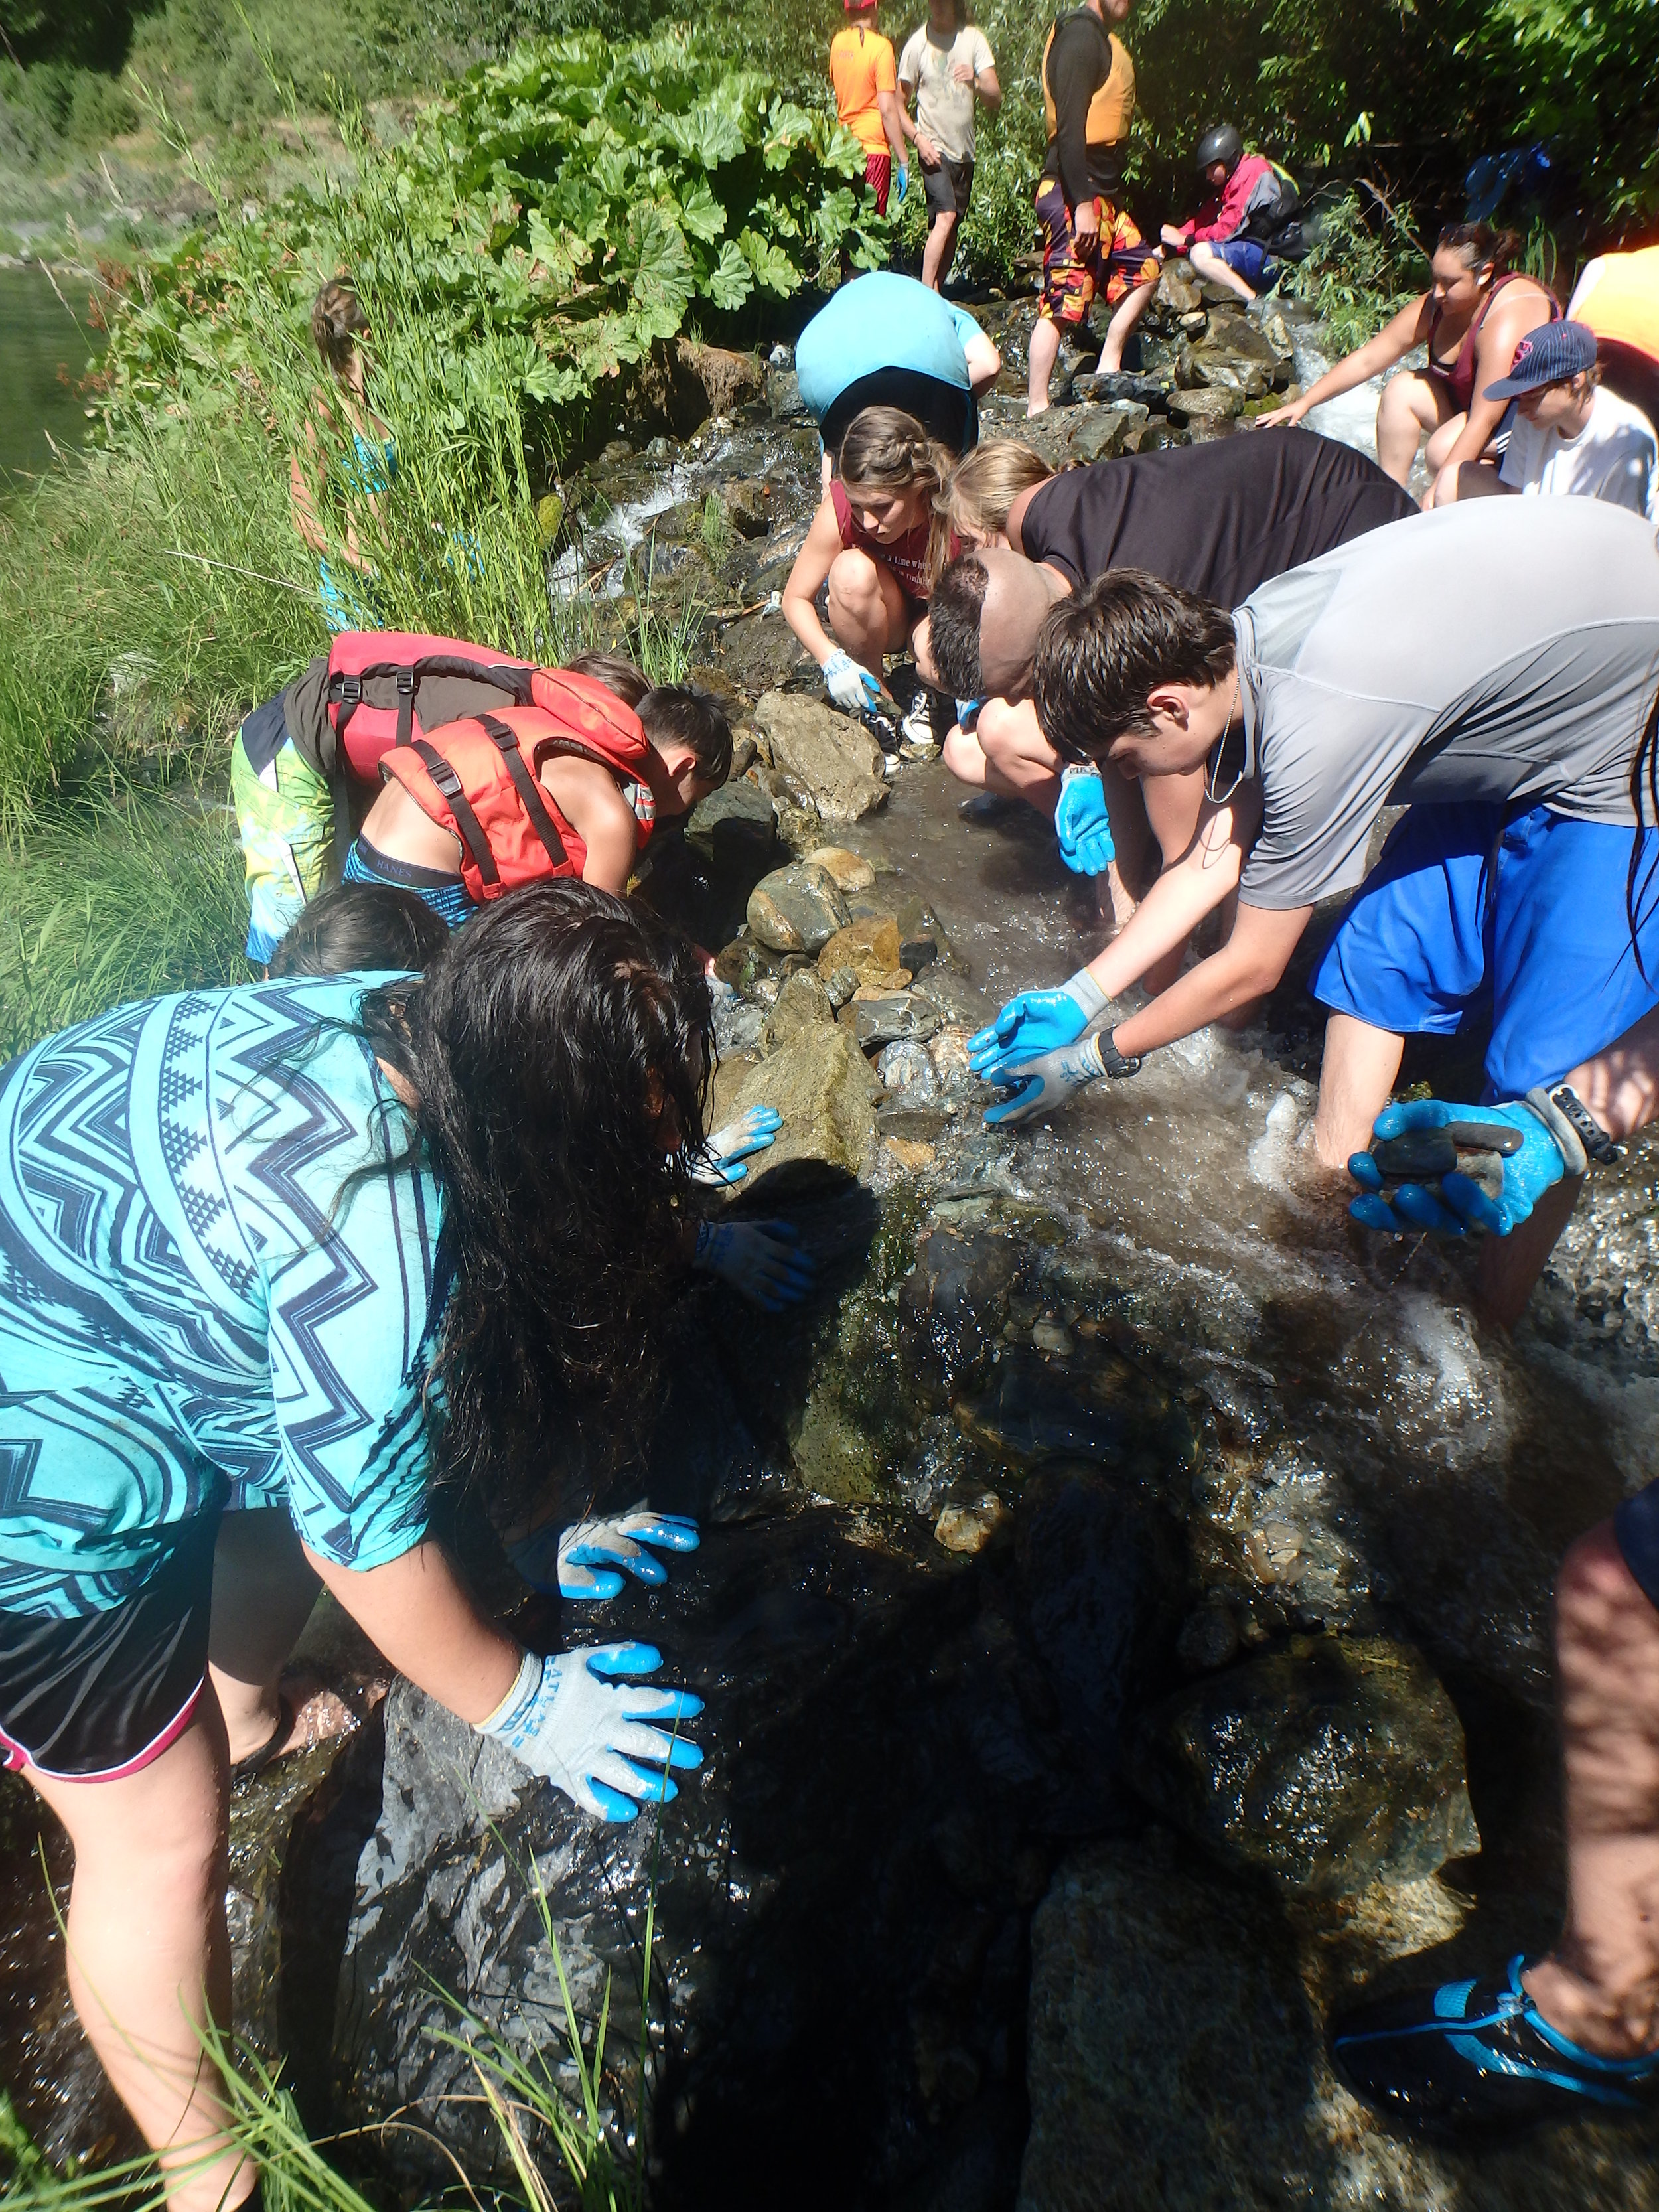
top-left (1195, 123), bottom-right (1242, 173)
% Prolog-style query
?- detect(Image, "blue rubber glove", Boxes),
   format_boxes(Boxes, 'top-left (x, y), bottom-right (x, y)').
top-left (894, 164), bottom-right (909, 206)
top-left (1348, 1095), bottom-right (1585, 1238)
top-left (478, 1642), bottom-right (703, 1822)
top-left (508, 1508), bottom-right (701, 1599)
top-left (1053, 765), bottom-right (1116, 877)
top-left (985, 1033), bottom-right (1109, 1127)
top-left (823, 648), bottom-right (882, 715)
top-left (968, 966), bottom-right (1110, 1082)
top-left (954, 698), bottom-right (983, 731)
top-left (689, 1105), bottom-right (783, 1189)
top-left (693, 1218), bottom-right (817, 1310)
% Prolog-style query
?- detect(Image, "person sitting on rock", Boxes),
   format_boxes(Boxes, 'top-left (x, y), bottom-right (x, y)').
top-left (1333, 1489), bottom-right (1659, 2128)
top-left (1451, 317), bottom-right (1658, 520)
top-left (1259, 220), bottom-right (1558, 506)
top-left (0, 884), bottom-right (766, 2212)
top-left (1159, 124), bottom-right (1293, 307)
top-left (793, 269), bottom-right (1002, 471)
top-left (919, 428), bottom-right (1414, 924)
top-left (781, 406), bottom-right (961, 747)
top-left (968, 497), bottom-right (1659, 1329)
top-left (344, 673), bottom-right (733, 928)
top-left (1028, 0), bottom-right (1162, 413)
top-left (229, 634), bottom-right (654, 964)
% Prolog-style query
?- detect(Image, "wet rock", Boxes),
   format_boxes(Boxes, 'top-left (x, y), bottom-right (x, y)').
top-left (1206, 305), bottom-right (1293, 368)
top-left (806, 845), bottom-right (877, 894)
top-left (1012, 402), bottom-right (1145, 471)
top-left (711, 980), bottom-right (765, 1057)
top-left (818, 914), bottom-right (901, 986)
top-left (1016, 1465), bottom-right (1185, 1763)
top-left (912, 966), bottom-right (981, 1027)
top-left (631, 336), bottom-right (765, 437)
top-left (762, 967), bottom-right (837, 1055)
top-left (1179, 342), bottom-right (1272, 399)
top-left (1176, 1598), bottom-right (1241, 1673)
top-left (877, 1037), bottom-right (938, 1102)
top-left (927, 1024), bottom-right (975, 1096)
top-left (753, 691), bottom-right (890, 824)
top-left (714, 933), bottom-right (783, 997)
top-left (1073, 370), bottom-right (1168, 411)
top-left (774, 800), bottom-right (826, 857)
top-left (852, 990), bottom-right (939, 1049)
top-left (956, 1351), bottom-right (1133, 1468)
top-left (721, 478), bottom-right (775, 538)
top-left (893, 891), bottom-right (954, 969)
top-left (1157, 263), bottom-right (1204, 314)
top-left (882, 1132), bottom-right (937, 1171)
top-left (1131, 1635), bottom-right (1480, 1896)
top-left (823, 963), bottom-right (858, 1008)
top-left (900, 1224), bottom-right (1021, 1403)
top-left (729, 1022), bottom-right (880, 1193)
top-left (684, 776), bottom-right (780, 877)
top-left (767, 365), bottom-right (807, 419)
top-left (747, 861), bottom-right (851, 954)
top-left (1165, 384), bottom-right (1245, 426)
top-left (935, 1491), bottom-right (1011, 1554)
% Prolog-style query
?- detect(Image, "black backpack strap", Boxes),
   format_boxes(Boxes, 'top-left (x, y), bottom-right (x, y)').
top-left (408, 737), bottom-right (500, 889)
top-left (395, 665), bottom-right (416, 749)
top-left (476, 713), bottom-right (571, 873)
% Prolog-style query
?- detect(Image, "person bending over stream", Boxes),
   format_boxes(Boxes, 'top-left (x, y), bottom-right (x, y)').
top-left (1260, 220), bottom-right (1557, 506)
top-left (968, 498), bottom-right (1659, 1326)
top-left (0, 884), bottom-right (816, 2212)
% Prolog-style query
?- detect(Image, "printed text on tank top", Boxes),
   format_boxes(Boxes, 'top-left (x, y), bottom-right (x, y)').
top-left (830, 480), bottom-right (959, 603)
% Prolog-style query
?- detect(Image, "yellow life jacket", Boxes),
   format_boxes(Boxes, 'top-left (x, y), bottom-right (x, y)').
top-left (1041, 13), bottom-right (1135, 149)
top-left (1576, 246), bottom-right (1659, 364)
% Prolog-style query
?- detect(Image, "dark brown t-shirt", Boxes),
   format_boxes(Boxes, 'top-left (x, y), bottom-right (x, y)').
top-left (1013, 427), bottom-right (1417, 606)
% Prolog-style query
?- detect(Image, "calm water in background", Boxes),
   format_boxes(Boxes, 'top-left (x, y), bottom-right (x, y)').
top-left (0, 265), bottom-right (99, 492)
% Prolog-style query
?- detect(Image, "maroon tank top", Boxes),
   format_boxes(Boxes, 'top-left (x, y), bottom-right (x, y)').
top-left (830, 480), bottom-right (958, 604)
top-left (1427, 270), bottom-right (1560, 415)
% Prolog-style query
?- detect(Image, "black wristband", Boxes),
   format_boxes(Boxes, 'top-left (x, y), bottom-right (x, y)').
top-left (1548, 1083), bottom-right (1623, 1168)
top-left (1098, 1027), bottom-right (1142, 1080)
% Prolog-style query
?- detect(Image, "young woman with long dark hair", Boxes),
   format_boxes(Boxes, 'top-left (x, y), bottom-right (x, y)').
top-left (0, 883), bottom-right (805, 2211)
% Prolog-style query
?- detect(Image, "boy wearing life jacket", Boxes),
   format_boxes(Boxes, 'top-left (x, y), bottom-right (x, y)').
top-left (344, 675), bottom-right (732, 926)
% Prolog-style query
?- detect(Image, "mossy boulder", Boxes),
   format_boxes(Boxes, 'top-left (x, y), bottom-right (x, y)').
top-left (729, 1021), bottom-right (881, 1195)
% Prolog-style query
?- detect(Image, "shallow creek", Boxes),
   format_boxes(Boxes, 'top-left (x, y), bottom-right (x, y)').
top-left (3, 297), bottom-right (1659, 2210)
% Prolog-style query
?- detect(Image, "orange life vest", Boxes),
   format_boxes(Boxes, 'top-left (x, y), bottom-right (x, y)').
top-left (1041, 14), bottom-right (1135, 151)
top-left (1576, 248), bottom-right (1659, 366)
top-left (325, 630), bottom-right (544, 780)
top-left (378, 673), bottom-right (656, 903)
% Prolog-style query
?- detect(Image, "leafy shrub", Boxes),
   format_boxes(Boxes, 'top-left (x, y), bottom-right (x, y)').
top-left (1286, 184), bottom-right (1419, 351)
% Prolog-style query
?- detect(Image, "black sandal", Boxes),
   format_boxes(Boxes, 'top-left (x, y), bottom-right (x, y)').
top-left (228, 1693), bottom-right (293, 1789)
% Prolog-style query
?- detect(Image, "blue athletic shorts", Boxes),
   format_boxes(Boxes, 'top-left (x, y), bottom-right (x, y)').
top-left (344, 837), bottom-right (479, 930)
top-left (1617, 1481), bottom-right (1659, 1614)
top-left (1210, 238), bottom-right (1271, 287)
top-left (1312, 802), bottom-right (1659, 1100)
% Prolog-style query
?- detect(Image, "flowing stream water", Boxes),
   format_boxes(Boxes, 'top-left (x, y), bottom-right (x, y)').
top-left (3, 296), bottom-right (1659, 2208)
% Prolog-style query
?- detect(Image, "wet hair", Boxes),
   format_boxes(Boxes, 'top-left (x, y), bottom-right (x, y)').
top-left (639, 684), bottom-right (733, 786)
top-left (944, 440), bottom-right (1054, 548)
top-left (310, 277), bottom-right (370, 378)
top-left (1436, 222), bottom-right (1522, 278)
top-left (927, 552), bottom-right (992, 698)
top-left (564, 650), bottom-right (650, 710)
top-left (269, 883), bottom-right (449, 978)
top-left (837, 405), bottom-right (956, 593)
top-left (1034, 570), bottom-right (1238, 762)
top-left (356, 880), bottom-right (713, 1518)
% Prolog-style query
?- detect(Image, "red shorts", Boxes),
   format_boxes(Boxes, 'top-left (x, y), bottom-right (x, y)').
top-left (864, 151), bottom-right (892, 216)
top-left (1036, 178), bottom-right (1161, 324)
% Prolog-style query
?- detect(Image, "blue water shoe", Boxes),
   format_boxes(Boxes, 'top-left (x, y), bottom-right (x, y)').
top-left (1333, 1956), bottom-right (1659, 2135)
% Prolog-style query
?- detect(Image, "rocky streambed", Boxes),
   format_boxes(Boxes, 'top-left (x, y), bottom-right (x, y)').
top-left (5, 269), bottom-right (1659, 2209)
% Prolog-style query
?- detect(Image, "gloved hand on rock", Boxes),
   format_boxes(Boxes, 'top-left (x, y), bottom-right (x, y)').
top-left (822, 648), bottom-right (882, 716)
top-left (968, 968), bottom-right (1109, 1082)
top-left (1053, 765), bottom-right (1116, 877)
top-left (689, 1104), bottom-right (783, 1188)
top-left (508, 1507), bottom-right (701, 1600)
top-left (1347, 1094), bottom-right (1589, 1238)
top-left (693, 1218), bottom-right (816, 1310)
top-left (478, 1642), bottom-right (703, 1822)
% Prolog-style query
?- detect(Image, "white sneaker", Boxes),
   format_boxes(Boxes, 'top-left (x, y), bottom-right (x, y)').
top-left (899, 694), bottom-right (938, 759)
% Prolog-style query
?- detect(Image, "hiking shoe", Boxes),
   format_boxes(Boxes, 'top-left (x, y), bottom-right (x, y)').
top-left (899, 693), bottom-right (939, 760)
top-left (1332, 1956), bottom-right (1659, 2136)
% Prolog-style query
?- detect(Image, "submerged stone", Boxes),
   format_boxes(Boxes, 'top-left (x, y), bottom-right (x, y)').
top-left (1130, 1635), bottom-right (1480, 1896)
top-left (747, 861), bottom-right (851, 954)
top-left (852, 990), bottom-right (938, 1049)
top-left (877, 1037), bottom-right (938, 1102)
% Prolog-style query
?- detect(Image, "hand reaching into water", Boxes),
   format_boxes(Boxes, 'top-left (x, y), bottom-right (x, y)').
top-left (479, 1643), bottom-right (703, 1822)
top-left (1256, 394), bottom-right (1312, 430)
top-left (693, 1219), bottom-right (817, 1309)
top-left (968, 968), bottom-right (1109, 1082)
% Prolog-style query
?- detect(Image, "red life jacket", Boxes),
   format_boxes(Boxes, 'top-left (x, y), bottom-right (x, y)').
top-left (377, 674), bottom-right (657, 902)
top-left (326, 630), bottom-right (544, 780)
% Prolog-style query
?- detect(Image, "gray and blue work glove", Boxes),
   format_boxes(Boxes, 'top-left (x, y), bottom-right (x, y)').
top-left (968, 966), bottom-right (1110, 1083)
top-left (1053, 765), bottom-right (1116, 877)
top-left (1348, 1091), bottom-right (1603, 1238)
top-left (985, 1029), bottom-right (1142, 1128)
top-left (693, 1218), bottom-right (817, 1310)
top-left (478, 1641), bottom-right (703, 1822)
top-left (508, 1507), bottom-right (701, 1600)
top-left (689, 1105), bottom-right (783, 1188)
top-left (822, 648), bottom-right (883, 716)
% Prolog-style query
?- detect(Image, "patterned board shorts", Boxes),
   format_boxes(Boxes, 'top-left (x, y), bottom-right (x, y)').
top-left (230, 719), bottom-right (336, 964)
top-left (1035, 177), bottom-right (1161, 324)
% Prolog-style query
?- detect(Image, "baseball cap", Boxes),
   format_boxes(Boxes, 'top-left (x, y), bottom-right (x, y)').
top-left (1483, 319), bottom-right (1598, 401)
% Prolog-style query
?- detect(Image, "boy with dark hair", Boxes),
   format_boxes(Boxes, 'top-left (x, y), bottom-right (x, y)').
top-left (968, 497), bottom-right (1659, 1324)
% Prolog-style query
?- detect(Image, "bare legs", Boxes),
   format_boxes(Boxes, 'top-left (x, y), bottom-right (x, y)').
top-left (1313, 1013), bottom-right (1406, 1167)
top-left (1375, 369), bottom-right (1459, 487)
top-left (922, 208), bottom-right (960, 293)
top-left (1027, 316), bottom-right (1062, 416)
top-left (1189, 240), bottom-right (1254, 305)
top-left (1098, 278), bottom-right (1156, 374)
top-left (208, 1507), bottom-right (321, 1767)
top-left (825, 547), bottom-right (913, 675)
top-left (26, 1700), bottom-right (255, 2212)
top-left (1523, 1522), bottom-right (1659, 2057)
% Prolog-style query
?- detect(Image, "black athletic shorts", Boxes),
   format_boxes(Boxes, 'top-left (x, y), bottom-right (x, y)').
top-left (923, 153), bottom-right (974, 222)
top-left (0, 1509), bottom-right (220, 1780)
